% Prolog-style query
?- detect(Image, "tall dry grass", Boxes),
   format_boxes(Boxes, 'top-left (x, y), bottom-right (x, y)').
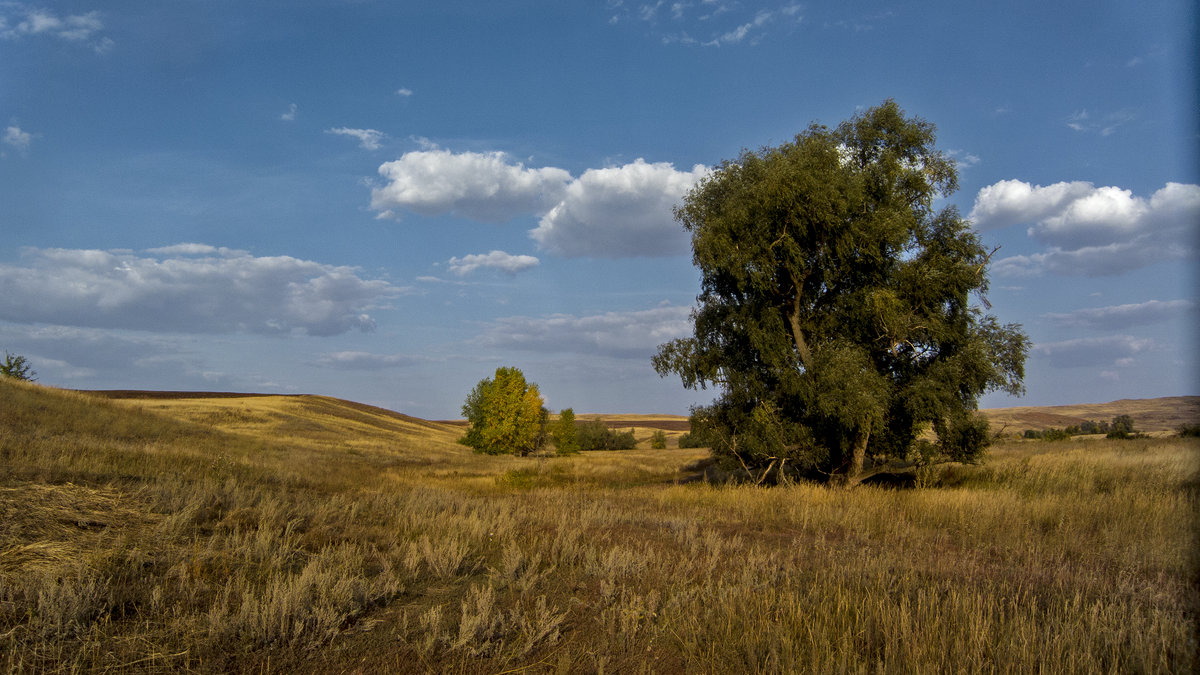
top-left (1, 377), bottom-right (1196, 673)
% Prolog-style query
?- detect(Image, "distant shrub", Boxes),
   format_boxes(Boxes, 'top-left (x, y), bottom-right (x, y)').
top-left (1042, 428), bottom-right (1071, 442)
top-left (1023, 429), bottom-right (1042, 440)
top-left (677, 432), bottom-right (707, 449)
top-left (1177, 423), bottom-right (1200, 438)
top-left (1106, 415), bottom-right (1136, 440)
top-left (576, 421), bottom-right (637, 451)
top-left (650, 430), bottom-right (667, 450)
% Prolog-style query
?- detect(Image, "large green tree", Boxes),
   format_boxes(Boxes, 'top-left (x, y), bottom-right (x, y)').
top-left (654, 101), bottom-right (1029, 486)
top-left (460, 366), bottom-right (547, 456)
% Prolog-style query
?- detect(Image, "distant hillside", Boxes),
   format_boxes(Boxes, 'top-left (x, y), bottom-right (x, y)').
top-left (80, 389), bottom-right (466, 455)
top-left (979, 396), bottom-right (1200, 434)
top-left (81, 389), bottom-right (1200, 437)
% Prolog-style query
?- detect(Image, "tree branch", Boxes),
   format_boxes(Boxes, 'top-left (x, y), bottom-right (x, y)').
top-left (787, 269), bottom-right (814, 370)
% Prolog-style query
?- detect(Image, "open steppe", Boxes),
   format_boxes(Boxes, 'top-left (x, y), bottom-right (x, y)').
top-left (1, 379), bottom-right (1197, 673)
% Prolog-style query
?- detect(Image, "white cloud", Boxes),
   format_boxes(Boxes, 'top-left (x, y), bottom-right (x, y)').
top-left (476, 304), bottom-right (692, 359)
top-left (1, 7), bottom-right (110, 51)
top-left (531, 159), bottom-right (709, 258)
top-left (0, 246), bottom-right (406, 336)
top-left (1066, 109), bottom-right (1135, 136)
top-left (969, 179), bottom-right (1097, 231)
top-left (371, 149), bottom-right (572, 222)
top-left (144, 243), bottom-right (224, 256)
top-left (447, 251), bottom-right (539, 276)
top-left (326, 127), bottom-right (385, 150)
top-left (316, 351), bottom-right (420, 369)
top-left (280, 103), bottom-right (298, 121)
top-left (2, 125), bottom-right (33, 153)
top-left (972, 180), bottom-right (1200, 276)
top-left (395, 87), bottom-right (413, 97)
top-left (620, 1), bottom-right (799, 46)
top-left (1044, 299), bottom-right (1195, 330)
top-left (368, 150), bottom-right (707, 257)
top-left (947, 149), bottom-right (980, 168)
top-left (704, 8), bottom-right (776, 46)
top-left (1032, 335), bottom-right (1155, 369)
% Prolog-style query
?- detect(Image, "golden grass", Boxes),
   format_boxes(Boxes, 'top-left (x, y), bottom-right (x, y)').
top-left (2, 378), bottom-right (1197, 673)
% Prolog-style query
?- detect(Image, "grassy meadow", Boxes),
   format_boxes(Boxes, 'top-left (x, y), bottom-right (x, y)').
top-left (1, 377), bottom-right (1197, 673)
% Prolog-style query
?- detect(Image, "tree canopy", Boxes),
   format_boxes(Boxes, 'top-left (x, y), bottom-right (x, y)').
top-left (653, 101), bottom-right (1029, 486)
top-left (460, 366), bottom-right (547, 456)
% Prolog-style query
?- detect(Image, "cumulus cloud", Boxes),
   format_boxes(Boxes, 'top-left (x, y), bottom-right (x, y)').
top-left (326, 127), bottom-right (385, 150)
top-left (476, 304), bottom-right (692, 359)
top-left (530, 159), bottom-right (709, 257)
top-left (316, 351), bottom-right (420, 369)
top-left (969, 180), bottom-right (1097, 232)
top-left (280, 103), bottom-right (298, 121)
top-left (971, 180), bottom-right (1200, 276)
top-left (0, 6), bottom-right (110, 51)
top-left (1043, 299), bottom-right (1195, 330)
top-left (1032, 335), bottom-right (1155, 369)
top-left (0, 245), bottom-right (406, 336)
top-left (2, 125), bottom-right (33, 153)
top-left (371, 149), bottom-right (572, 222)
top-left (447, 251), bottom-right (539, 276)
top-left (395, 87), bottom-right (413, 97)
top-left (369, 149), bottom-right (707, 257)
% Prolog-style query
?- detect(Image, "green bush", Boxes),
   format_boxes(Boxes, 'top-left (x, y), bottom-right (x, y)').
top-left (576, 421), bottom-right (637, 451)
top-left (1, 351), bottom-right (36, 381)
top-left (1042, 428), bottom-right (1071, 442)
top-left (1107, 415), bottom-right (1136, 440)
top-left (650, 430), bottom-right (667, 449)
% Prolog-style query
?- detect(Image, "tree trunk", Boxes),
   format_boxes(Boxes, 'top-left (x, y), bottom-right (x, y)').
top-left (832, 428), bottom-right (870, 487)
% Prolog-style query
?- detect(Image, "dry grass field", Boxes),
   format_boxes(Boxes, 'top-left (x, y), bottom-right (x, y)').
top-left (2, 378), bottom-right (1197, 673)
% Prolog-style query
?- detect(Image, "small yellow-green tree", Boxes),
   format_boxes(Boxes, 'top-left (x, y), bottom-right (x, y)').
top-left (650, 430), bottom-right (667, 449)
top-left (460, 367), bottom-right (547, 456)
top-left (553, 408), bottom-right (580, 455)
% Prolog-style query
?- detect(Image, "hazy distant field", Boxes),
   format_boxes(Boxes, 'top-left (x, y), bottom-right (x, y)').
top-left (2, 379), bottom-right (1197, 673)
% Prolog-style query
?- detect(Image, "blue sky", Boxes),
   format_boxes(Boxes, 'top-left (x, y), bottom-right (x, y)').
top-left (1, 0), bottom-right (1196, 418)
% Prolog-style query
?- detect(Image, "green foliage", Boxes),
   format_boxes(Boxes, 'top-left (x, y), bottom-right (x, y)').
top-left (1042, 428), bottom-right (1071, 442)
top-left (654, 100), bottom-right (1029, 484)
top-left (1, 351), bottom-right (36, 381)
top-left (459, 367), bottom-right (547, 456)
top-left (1106, 414), bottom-right (1136, 439)
top-left (1078, 420), bottom-right (1110, 435)
top-left (553, 408), bottom-right (580, 455)
top-left (650, 430), bottom-right (667, 449)
top-left (576, 421), bottom-right (638, 451)
top-left (676, 431), bottom-right (706, 448)
top-left (1178, 423), bottom-right (1200, 438)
